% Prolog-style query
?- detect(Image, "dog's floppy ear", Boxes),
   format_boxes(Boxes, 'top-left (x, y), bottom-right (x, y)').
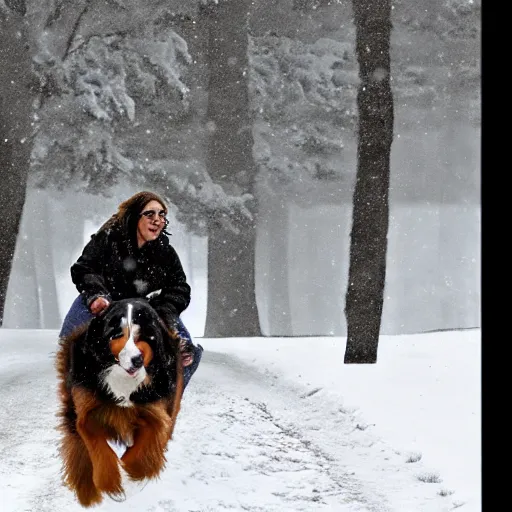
top-left (82, 314), bottom-right (110, 352)
top-left (145, 291), bottom-right (179, 332)
top-left (156, 318), bottom-right (176, 358)
top-left (86, 315), bottom-right (103, 337)
top-left (66, 318), bottom-right (101, 376)
top-left (146, 289), bottom-right (162, 304)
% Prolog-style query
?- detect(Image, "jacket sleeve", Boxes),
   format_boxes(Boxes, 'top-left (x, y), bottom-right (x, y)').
top-left (150, 245), bottom-right (191, 328)
top-left (70, 230), bottom-right (111, 306)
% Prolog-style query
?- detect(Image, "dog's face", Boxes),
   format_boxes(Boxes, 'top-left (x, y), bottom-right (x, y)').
top-left (82, 298), bottom-right (172, 405)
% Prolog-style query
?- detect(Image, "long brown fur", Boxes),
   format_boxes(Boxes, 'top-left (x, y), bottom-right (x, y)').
top-left (55, 324), bottom-right (184, 507)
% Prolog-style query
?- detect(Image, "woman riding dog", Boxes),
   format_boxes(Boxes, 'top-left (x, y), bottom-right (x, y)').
top-left (59, 190), bottom-right (202, 388)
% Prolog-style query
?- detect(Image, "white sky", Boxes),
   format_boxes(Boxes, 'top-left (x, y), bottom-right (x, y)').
top-left (0, 328), bottom-right (480, 511)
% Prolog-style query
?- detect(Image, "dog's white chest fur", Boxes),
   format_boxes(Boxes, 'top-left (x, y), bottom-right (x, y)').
top-left (103, 365), bottom-right (146, 407)
top-left (102, 302), bottom-right (148, 406)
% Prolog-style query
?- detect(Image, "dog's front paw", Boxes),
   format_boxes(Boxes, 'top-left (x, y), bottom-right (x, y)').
top-left (122, 449), bottom-right (165, 481)
top-left (74, 482), bottom-right (103, 508)
top-left (93, 461), bottom-right (123, 496)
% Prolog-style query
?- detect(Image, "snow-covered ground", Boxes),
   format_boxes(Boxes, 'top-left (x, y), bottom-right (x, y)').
top-left (0, 328), bottom-right (480, 511)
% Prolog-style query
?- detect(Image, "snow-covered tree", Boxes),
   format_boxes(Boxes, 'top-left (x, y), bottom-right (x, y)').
top-left (391, 0), bottom-right (480, 127)
top-left (28, 0), bottom-right (254, 228)
top-left (250, 34), bottom-right (358, 195)
top-left (248, 9), bottom-right (359, 335)
top-left (199, 0), bottom-right (261, 337)
top-left (0, 0), bottom-right (34, 325)
top-left (2, 0), bottom-right (479, 336)
top-left (31, 11), bottom-right (192, 194)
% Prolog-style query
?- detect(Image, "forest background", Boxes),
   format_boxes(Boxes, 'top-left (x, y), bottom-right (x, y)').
top-left (0, 0), bottom-right (480, 340)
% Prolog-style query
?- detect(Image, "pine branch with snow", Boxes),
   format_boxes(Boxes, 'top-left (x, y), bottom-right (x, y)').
top-left (249, 35), bottom-right (358, 190)
top-left (32, 23), bottom-right (192, 193)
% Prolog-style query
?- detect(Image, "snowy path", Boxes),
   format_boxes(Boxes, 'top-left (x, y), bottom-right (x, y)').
top-left (1, 338), bottom-right (455, 511)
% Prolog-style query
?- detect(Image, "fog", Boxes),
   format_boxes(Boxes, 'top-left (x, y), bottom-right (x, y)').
top-left (1, 0), bottom-right (480, 338)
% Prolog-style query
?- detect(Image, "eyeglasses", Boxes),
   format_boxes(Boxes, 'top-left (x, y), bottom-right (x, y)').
top-left (140, 209), bottom-right (167, 220)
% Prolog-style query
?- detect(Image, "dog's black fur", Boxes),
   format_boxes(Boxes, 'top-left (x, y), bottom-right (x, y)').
top-left (66, 297), bottom-right (179, 404)
top-left (56, 298), bottom-right (184, 507)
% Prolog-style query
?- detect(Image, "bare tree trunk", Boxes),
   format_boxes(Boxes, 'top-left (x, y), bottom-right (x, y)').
top-left (202, 0), bottom-right (261, 337)
top-left (0, 3), bottom-right (33, 326)
top-left (344, 0), bottom-right (394, 363)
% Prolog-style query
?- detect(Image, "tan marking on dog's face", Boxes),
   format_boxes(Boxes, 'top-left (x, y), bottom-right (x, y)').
top-left (109, 330), bottom-right (153, 369)
top-left (110, 327), bottom-right (130, 361)
top-left (109, 328), bottom-right (130, 361)
top-left (135, 341), bottom-right (153, 367)
top-left (110, 319), bottom-right (141, 370)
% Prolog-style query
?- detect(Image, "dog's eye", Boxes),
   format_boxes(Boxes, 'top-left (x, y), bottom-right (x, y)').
top-left (108, 329), bottom-right (124, 340)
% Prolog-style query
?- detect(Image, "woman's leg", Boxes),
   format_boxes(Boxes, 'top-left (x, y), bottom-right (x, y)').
top-left (59, 295), bottom-right (94, 339)
top-left (176, 318), bottom-right (203, 389)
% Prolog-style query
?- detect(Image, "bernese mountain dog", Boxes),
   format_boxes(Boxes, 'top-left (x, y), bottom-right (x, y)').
top-left (55, 298), bottom-right (184, 507)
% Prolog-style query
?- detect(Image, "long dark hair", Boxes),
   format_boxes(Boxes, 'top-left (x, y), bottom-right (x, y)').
top-left (99, 191), bottom-right (170, 243)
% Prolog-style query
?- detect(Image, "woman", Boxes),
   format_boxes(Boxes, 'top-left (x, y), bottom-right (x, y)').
top-left (59, 191), bottom-right (202, 388)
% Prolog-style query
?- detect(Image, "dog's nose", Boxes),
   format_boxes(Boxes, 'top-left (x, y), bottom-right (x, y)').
top-left (131, 354), bottom-right (144, 369)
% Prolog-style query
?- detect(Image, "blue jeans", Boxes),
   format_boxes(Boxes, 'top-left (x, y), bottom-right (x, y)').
top-left (60, 295), bottom-right (202, 389)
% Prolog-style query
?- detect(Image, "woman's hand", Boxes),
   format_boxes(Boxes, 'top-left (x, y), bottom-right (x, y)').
top-left (179, 339), bottom-right (194, 367)
top-left (90, 297), bottom-right (110, 315)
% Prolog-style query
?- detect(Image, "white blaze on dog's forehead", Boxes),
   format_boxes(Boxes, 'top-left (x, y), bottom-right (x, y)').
top-left (120, 303), bottom-right (133, 331)
top-left (118, 303), bottom-right (141, 370)
top-left (120, 303), bottom-right (141, 337)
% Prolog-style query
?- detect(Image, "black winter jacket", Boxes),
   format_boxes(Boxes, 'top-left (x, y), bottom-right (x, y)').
top-left (70, 225), bottom-right (191, 328)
